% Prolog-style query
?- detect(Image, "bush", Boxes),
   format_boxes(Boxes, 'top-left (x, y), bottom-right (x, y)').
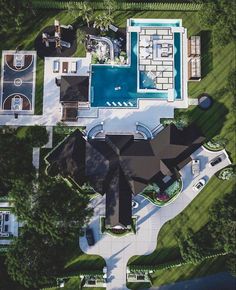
top-left (218, 167), bottom-right (236, 180)
top-left (165, 180), bottom-right (182, 197)
top-left (161, 114), bottom-right (189, 129)
top-left (17, 126), bottom-right (49, 147)
top-left (31, 1), bottom-right (202, 11)
top-left (204, 135), bottom-right (228, 151)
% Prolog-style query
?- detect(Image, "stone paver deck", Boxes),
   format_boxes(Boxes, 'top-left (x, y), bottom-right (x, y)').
top-left (79, 147), bottom-right (231, 290)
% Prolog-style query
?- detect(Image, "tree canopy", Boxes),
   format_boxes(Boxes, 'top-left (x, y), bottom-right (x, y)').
top-left (5, 227), bottom-right (65, 288)
top-left (178, 190), bottom-right (236, 273)
top-left (6, 176), bottom-right (93, 288)
top-left (0, 128), bottom-right (35, 195)
top-left (0, 0), bottom-right (33, 38)
top-left (198, 0), bottom-right (236, 45)
top-left (10, 177), bottom-right (93, 243)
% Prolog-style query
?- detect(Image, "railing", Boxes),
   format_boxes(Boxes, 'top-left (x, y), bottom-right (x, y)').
top-left (136, 122), bottom-right (153, 140)
top-left (86, 122), bottom-right (104, 139)
top-left (151, 123), bottom-right (164, 137)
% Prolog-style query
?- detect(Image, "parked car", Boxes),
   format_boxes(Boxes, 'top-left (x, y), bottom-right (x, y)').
top-left (209, 153), bottom-right (226, 167)
top-left (132, 200), bottom-right (139, 209)
top-left (192, 159), bottom-right (200, 176)
top-left (193, 178), bottom-right (206, 191)
top-left (85, 228), bottom-right (95, 246)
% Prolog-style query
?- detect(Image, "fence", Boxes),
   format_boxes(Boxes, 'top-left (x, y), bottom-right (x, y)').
top-left (32, 1), bottom-right (202, 11)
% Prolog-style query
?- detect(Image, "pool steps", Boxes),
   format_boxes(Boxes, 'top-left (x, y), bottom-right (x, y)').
top-left (105, 101), bottom-right (134, 107)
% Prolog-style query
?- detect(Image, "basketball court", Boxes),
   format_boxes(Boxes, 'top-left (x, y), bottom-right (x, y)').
top-left (0, 50), bottom-right (36, 114)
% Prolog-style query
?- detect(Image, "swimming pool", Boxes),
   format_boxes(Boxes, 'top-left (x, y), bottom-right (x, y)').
top-left (130, 19), bottom-right (181, 27)
top-left (90, 20), bottom-right (182, 108)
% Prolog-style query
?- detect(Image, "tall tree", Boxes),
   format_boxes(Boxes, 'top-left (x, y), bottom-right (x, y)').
top-left (5, 227), bottom-right (65, 288)
top-left (79, 2), bottom-right (93, 27)
top-left (94, 13), bottom-right (113, 32)
top-left (103, 0), bottom-right (116, 17)
top-left (0, 129), bottom-right (35, 194)
top-left (10, 177), bottom-right (93, 243)
top-left (198, 0), bottom-right (236, 45)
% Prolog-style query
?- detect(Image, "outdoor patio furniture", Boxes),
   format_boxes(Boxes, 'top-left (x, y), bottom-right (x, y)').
top-left (62, 62), bottom-right (68, 73)
top-left (109, 24), bottom-right (118, 32)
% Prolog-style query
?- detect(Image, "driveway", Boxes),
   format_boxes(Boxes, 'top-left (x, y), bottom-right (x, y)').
top-left (79, 147), bottom-right (231, 290)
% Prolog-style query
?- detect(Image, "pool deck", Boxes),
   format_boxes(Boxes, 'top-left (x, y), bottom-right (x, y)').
top-left (0, 18), bottom-right (189, 135)
top-left (0, 51), bottom-right (188, 133)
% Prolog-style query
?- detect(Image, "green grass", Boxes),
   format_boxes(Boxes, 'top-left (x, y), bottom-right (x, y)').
top-left (0, 7), bottom-right (235, 288)
top-left (150, 255), bottom-right (230, 286)
top-left (43, 277), bottom-right (81, 290)
top-left (123, 9), bottom-right (236, 285)
top-left (127, 282), bottom-right (152, 289)
top-left (129, 177), bottom-right (234, 265)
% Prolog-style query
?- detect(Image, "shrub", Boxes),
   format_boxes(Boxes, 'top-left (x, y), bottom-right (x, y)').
top-left (31, 1), bottom-right (202, 11)
top-left (17, 125), bottom-right (49, 147)
top-left (218, 167), bottom-right (236, 180)
top-left (165, 180), bottom-right (182, 197)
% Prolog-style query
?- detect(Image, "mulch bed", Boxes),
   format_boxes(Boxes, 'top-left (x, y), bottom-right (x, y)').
top-left (35, 25), bottom-right (77, 58)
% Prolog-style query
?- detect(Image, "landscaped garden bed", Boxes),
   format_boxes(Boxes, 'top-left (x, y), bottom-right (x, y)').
top-left (203, 136), bottom-right (227, 152)
top-left (204, 140), bottom-right (224, 152)
top-left (100, 216), bottom-right (136, 236)
top-left (141, 179), bottom-right (183, 207)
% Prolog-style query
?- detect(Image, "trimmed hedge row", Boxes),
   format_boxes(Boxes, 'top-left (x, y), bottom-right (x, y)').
top-left (128, 251), bottom-right (228, 272)
top-left (32, 1), bottom-right (202, 11)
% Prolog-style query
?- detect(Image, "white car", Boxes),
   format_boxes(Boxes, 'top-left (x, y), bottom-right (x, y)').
top-left (132, 200), bottom-right (139, 208)
top-left (193, 178), bottom-right (206, 191)
top-left (192, 159), bottom-right (200, 176)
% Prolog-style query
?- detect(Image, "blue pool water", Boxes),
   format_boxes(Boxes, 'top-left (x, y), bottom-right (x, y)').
top-left (90, 21), bottom-right (182, 107)
top-left (130, 19), bottom-right (180, 27)
top-left (174, 33), bottom-right (181, 99)
top-left (140, 71), bottom-right (156, 89)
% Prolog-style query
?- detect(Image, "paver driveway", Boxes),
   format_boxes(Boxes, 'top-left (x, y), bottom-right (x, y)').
top-left (79, 147), bottom-right (231, 290)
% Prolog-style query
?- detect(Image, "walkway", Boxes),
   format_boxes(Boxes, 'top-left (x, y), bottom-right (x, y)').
top-left (79, 147), bottom-right (231, 290)
top-left (150, 272), bottom-right (236, 290)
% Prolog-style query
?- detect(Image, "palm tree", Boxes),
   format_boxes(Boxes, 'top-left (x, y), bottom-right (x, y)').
top-left (94, 13), bottom-right (113, 32)
top-left (103, 0), bottom-right (116, 17)
top-left (79, 2), bottom-right (93, 27)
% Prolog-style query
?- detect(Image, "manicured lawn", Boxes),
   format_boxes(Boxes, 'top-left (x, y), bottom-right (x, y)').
top-left (123, 9), bottom-right (235, 286)
top-left (0, 6), bottom-right (235, 288)
top-left (127, 282), bottom-right (152, 289)
top-left (150, 255), bottom-right (230, 286)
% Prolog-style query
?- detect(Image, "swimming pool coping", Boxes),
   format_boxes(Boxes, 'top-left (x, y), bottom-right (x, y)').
top-left (90, 18), bottom-right (187, 109)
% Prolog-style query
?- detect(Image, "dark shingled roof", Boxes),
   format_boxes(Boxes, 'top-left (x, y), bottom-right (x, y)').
top-left (46, 123), bottom-right (205, 228)
top-left (60, 76), bottom-right (89, 102)
top-left (105, 166), bottom-right (132, 228)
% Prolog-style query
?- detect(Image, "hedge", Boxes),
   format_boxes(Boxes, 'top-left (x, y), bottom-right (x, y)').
top-left (32, 1), bottom-right (202, 11)
top-left (128, 251), bottom-right (228, 272)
